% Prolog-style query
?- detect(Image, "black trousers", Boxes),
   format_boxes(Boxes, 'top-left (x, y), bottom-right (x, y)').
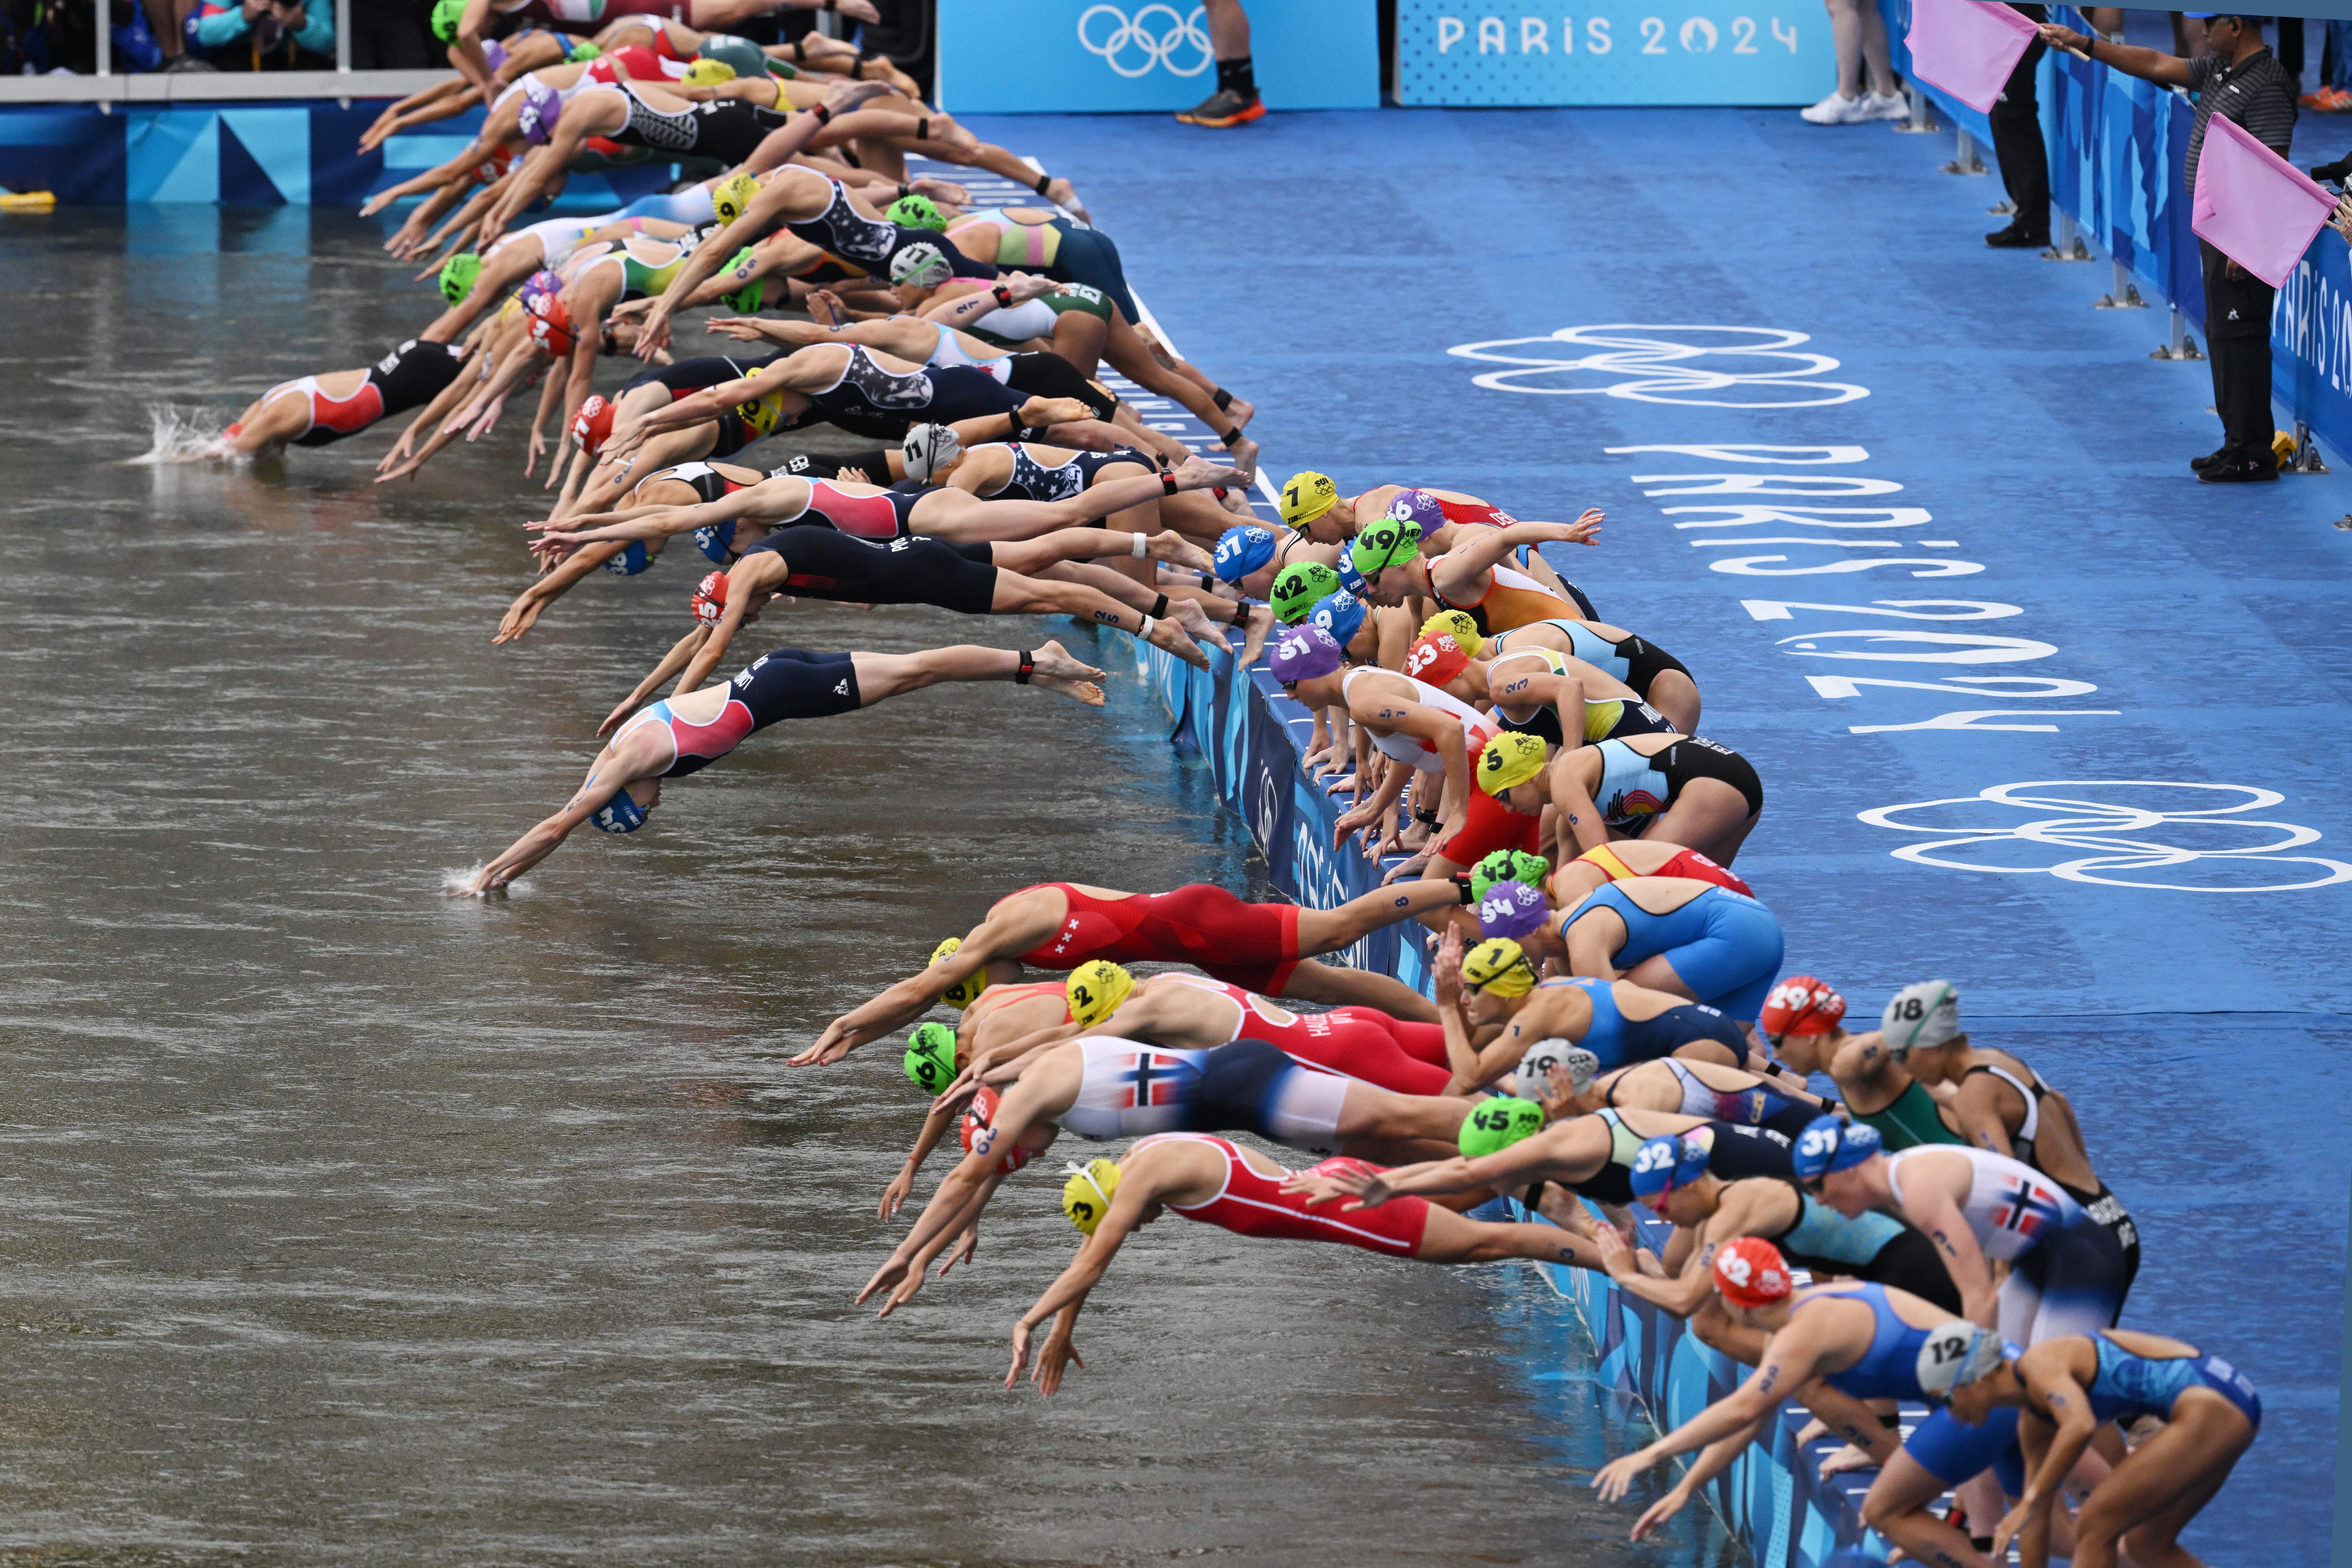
top-left (1990, 3), bottom-right (2050, 237)
top-left (2201, 239), bottom-right (2279, 458)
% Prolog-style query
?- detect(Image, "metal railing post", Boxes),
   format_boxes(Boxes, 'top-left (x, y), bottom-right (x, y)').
top-left (94, 0), bottom-right (112, 114)
top-left (2044, 209), bottom-right (2093, 261)
top-left (335, 0), bottom-right (352, 103)
top-left (2094, 259), bottom-right (2146, 308)
top-left (1941, 128), bottom-right (1986, 174)
top-left (2289, 419), bottom-right (2332, 473)
top-left (2151, 305), bottom-right (2202, 360)
top-left (1897, 81), bottom-right (1937, 132)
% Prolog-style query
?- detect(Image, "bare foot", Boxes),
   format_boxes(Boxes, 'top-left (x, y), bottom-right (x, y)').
top-left (1224, 394), bottom-right (1256, 430)
top-left (1144, 616), bottom-right (1209, 671)
top-left (1217, 486), bottom-right (1256, 518)
top-left (1170, 595), bottom-right (1231, 657)
top-left (1042, 177), bottom-right (1089, 221)
top-left (1795, 1418), bottom-right (1831, 1445)
top-left (1026, 639), bottom-right (1108, 705)
top-left (1236, 601), bottom-right (1274, 664)
top-left (1222, 432), bottom-right (1259, 481)
top-left (1170, 454), bottom-right (1249, 491)
top-left (1145, 528), bottom-right (1212, 570)
top-left (1817, 1443), bottom-right (1880, 1477)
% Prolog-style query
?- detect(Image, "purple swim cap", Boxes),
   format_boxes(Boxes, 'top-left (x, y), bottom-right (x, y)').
top-left (518, 79), bottom-right (562, 145)
top-left (519, 269), bottom-right (564, 311)
top-left (1387, 489), bottom-right (1446, 530)
top-left (1476, 879), bottom-right (1550, 941)
top-left (1268, 625), bottom-right (1344, 686)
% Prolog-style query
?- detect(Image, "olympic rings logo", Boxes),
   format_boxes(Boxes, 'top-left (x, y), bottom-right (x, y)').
top-left (1858, 781), bottom-right (2352, 893)
top-left (1078, 3), bottom-right (1213, 77)
top-left (1447, 325), bottom-right (1871, 408)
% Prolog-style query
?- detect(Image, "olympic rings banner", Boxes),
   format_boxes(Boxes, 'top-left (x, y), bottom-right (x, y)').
top-left (934, 0), bottom-right (1378, 114)
top-left (1393, 0), bottom-right (1832, 106)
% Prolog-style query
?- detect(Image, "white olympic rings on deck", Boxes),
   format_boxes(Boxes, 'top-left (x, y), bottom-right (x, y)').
top-left (1858, 781), bottom-right (2352, 892)
top-left (1447, 325), bottom-right (1871, 407)
top-left (1078, 4), bottom-right (1213, 77)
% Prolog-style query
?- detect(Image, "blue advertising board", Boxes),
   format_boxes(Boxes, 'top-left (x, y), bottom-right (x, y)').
top-left (1394, 0), bottom-right (1832, 105)
top-left (935, 0), bottom-right (1377, 113)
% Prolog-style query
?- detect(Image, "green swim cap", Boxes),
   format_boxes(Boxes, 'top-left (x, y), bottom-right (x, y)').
top-left (1269, 561), bottom-right (1340, 624)
top-left (565, 40), bottom-right (602, 62)
top-left (1471, 849), bottom-right (1551, 903)
top-left (438, 250), bottom-right (482, 306)
top-left (1349, 517), bottom-right (1422, 581)
top-left (1459, 1095), bottom-right (1546, 1159)
top-left (887, 194), bottom-right (947, 231)
top-left (430, 0), bottom-right (464, 42)
top-left (696, 33), bottom-right (768, 81)
top-left (905, 1022), bottom-right (957, 1093)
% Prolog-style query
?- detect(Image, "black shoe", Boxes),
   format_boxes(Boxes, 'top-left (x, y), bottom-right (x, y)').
top-left (2189, 446), bottom-right (2233, 472)
top-left (2198, 455), bottom-right (2280, 483)
top-left (1175, 87), bottom-right (1265, 128)
top-left (1985, 223), bottom-right (2049, 248)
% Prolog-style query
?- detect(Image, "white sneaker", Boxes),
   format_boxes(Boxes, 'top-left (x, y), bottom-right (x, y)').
top-left (1859, 90), bottom-right (1910, 121)
top-left (1800, 90), bottom-right (1870, 125)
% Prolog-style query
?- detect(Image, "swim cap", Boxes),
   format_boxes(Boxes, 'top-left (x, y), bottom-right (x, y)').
top-left (1267, 625), bottom-right (1343, 687)
top-left (517, 78), bottom-right (562, 146)
top-left (1334, 551), bottom-right (1367, 597)
top-left (962, 1084), bottom-right (1031, 1175)
top-left (1405, 631), bottom-right (1469, 687)
top-left (1461, 937), bottom-right (1536, 997)
top-left (1915, 1321), bottom-right (2007, 1398)
top-left (682, 57), bottom-right (736, 85)
top-left (901, 422), bottom-right (961, 483)
top-left (1268, 561), bottom-right (1339, 624)
top-left (1065, 960), bottom-right (1133, 1028)
top-left (590, 788), bottom-right (648, 833)
top-left (563, 40), bottom-right (599, 62)
top-left (430, 0), bottom-right (463, 41)
top-left (886, 194), bottom-right (947, 231)
top-left (1628, 1132), bottom-right (1713, 1201)
top-left (525, 291), bottom-right (575, 355)
top-left (720, 275), bottom-right (764, 315)
top-left (1790, 1114), bottom-right (1881, 1180)
top-left (1061, 1157), bottom-right (1120, 1234)
top-left (904, 1022), bottom-right (957, 1093)
top-left (888, 241), bottom-right (952, 290)
top-left (1761, 976), bottom-right (1846, 1037)
top-left (1348, 517), bottom-right (1421, 581)
top-left (599, 540), bottom-right (650, 576)
top-left (695, 33), bottom-right (767, 80)
top-left (1279, 471), bottom-right (1339, 529)
top-left (693, 520), bottom-right (738, 565)
top-left (690, 570), bottom-right (728, 627)
top-left (1471, 849), bottom-right (1551, 903)
top-left (1476, 880), bottom-right (1548, 942)
top-left (1478, 731), bottom-right (1549, 795)
top-left (438, 250), bottom-right (483, 306)
top-left (1881, 980), bottom-right (1961, 1056)
top-left (1212, 525), bottom-right (1278, 584)
top-left (481, 37), bottom-right (508, 69)
top-left (1307, 590), bottom-right (1365, 650)
top-left (571, 393), bottom-right (613, 458)
top-left (711, 172), bottom-right (760, 226)
top-left (1419, 608), bottom-right (1483, 659)
top-left (1512, 1038), bottom-right (1597, 1100)
top-left (1387, 488), bottom-right (1446, 530)
top-left (1712, 1236), bottom-right (1793, 1310)
top-left (1458, 1095), bottom-right (1545, 1158)
top-left (518, 268), bottom-right (563, 312)
top-left (930, 936), bottom-right (988, 1008)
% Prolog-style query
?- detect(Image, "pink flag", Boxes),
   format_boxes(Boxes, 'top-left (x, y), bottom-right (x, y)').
top-left (2193, 113), bottom-right (2339, 290)
top-left (1905, 0), bottom-right (2039, 114)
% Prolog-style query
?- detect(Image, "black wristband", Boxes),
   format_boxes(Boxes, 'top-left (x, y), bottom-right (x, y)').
top-left (1149, 593), bottom-right (1169, 618)
top-left (1451, 872), bottom-right (1475, 904)
top-left (993, 284), bottom-right (1014, 307)
top-left (896, 181), bottom-right (912, 198)
top-left (1161, 473), bottom-right (1178, 497)
top-left (812, 104), bottom-right (832, 125)
top-left (1034, 172), bottom-right (1053, 196)
top-left (915, 117), bottom-right (930, 140)
top-left (1418, 808), bottom-right (1441, 827)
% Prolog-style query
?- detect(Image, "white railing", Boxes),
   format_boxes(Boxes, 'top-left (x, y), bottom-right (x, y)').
top-left (39, 0), bottom-right (428, 111)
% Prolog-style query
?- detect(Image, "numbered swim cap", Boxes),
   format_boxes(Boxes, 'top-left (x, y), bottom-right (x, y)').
top-left (1348, 517), bottom-right (1421, 581)
top-left (682, 57), bottom-right (736, 85)
top-left (1628, 1132), bottom-right (1713, 1201)
top-left (1712, 1236), bottom-right (1792, 1310)
top-left (525, 291), bottom-right (575, 355)
top-left (571, 394), bottom-right (613, 458)
top-left (930, 935), bottom-right (988, 1008)
top-left (887, 194), bottom-right (947, 231)
top-left (1061, 1157), bottom-right (1121, 1233)
top-left (901, 422), bottom-right (961, 483)
top-left (1278, 470), bottom-right (1339, 529)
top-left (962, 1084), bottom-right (1031, 1175)
top-left (430, 0), bottom-right (463, 41)
top-left (1461, 937), bottom-right (1536, 998)
top-left (438, 250), bottom-right (483, 306)
top-left (1458, 1095), bottom-right (1545, 1158)
top-left (1478, 731), bottom-right (1549, 795)
top-left (1065, 960), bottom-right (1133, 1029)
top-left (1405, 631), bottom-right (1469, 688)
top-left (599, 540), bottom-right (651, 576)
top-left (1267, 625), bottom-right (1343, 688)
top-left (1269, 561), bottom-right (1339, 624)
top-left (1512, 1037), bottom-right (1597, 1101)
top-left (1881, 980), bottom-right (1961, 1057)
top-left (1471, 849), bottom-right (1551, 903)
top-left (1387, 488), bottom-right (1446, 530)
top-left (1790, 1114), bottom-right (1881, 1180)
top-left (1213, 525), bottom-right (1278, 584)
top-left (481, 37), bottom-right (509, 69)
top-left (888, 241), bottom-right (952, 290)
top-left (696, 33), bottom-right (768, 80)
top-left (589, 788), bottom-right (649, 834)
top-left (1476, 880), bottom-right (1548, 942)
top-left (1419, 608), bottom-right (1483, 660)
top-left (516, 78), bottom-right (563, 146)
top-left (690, 569), bottom-right (728, 627)
top-left (904, 1022), bottom-right (957, 1093)
top-left (1307, 589), bottom-right (1365, 650)
top-left (518, 268), bottom-right (563, 312)
top-left (711, 172), bottom-right (760, 226)
top-left (694, 520), bottom-right (739, 565)
top-left (1915, 1321), bottom-right (2007, 1398)
top-left (1761, 975), bottom-right (1845, 1037)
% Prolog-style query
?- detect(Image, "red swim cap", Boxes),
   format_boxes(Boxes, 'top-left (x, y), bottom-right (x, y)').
top-left (960, 1084), bottom-right (1031, 1175)
top-left (1406, 631), bottom-right (1470, 687)
top-left (691, 570), bottom-right (728, 626)
top-left (572, 394), bottom-right (614, 457)
top-left (526, 291), bottom-right (576, 356)
top-left (1762, 976), bottom-right (1846, 1036)
top-left (1713, 1236), bottom-right (1793, 1310)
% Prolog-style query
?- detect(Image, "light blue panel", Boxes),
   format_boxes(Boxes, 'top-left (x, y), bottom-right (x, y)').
top-left (124, 109), bottom-right (217, 204)
top-left (380, 134), bottom-right (478, 170)
top-left (938, 0), bottom-right (1376, 113)
top-left (217, 109), bottom-right (309, 204)
top-left (1395, 0), bottom-right (1831, 105)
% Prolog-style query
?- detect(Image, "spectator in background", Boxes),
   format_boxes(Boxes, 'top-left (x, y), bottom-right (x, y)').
top-left (1985, 4), bottom-right (2050, 247)
top-left (2040, 12), bottom-right (2298, 483)
top-left (2302, 15), bottom-right (2352, 108)
top-left (183, 0), bottom-right (331, 67)
top-left (1177, 0), bottom-right (1263, 128)
top-left (1799, 0), bottom-right (1906, 125)
top-left (348, 0), bottom-right (432, 68)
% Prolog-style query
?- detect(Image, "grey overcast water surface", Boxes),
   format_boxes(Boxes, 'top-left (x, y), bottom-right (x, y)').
top-left (0, 209), bottom-right (1736, 1567)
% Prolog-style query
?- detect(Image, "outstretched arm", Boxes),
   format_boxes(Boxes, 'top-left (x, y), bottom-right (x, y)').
top-left (1429, 515), bottom-right (1603, 602)
top-left (1007, 1199), bottom-right (1147, 1395)
top-left (1592, 1331), bottom-right (1821, 1502)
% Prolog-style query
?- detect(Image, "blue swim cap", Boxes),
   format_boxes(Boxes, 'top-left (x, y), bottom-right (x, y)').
top-left (1476, 879), bottom-right (1549, 941)
top-left (1628, 1133), bottom-right (1712, 1200)
top-left (1308, 589), bottom-right (1365, 649)
top-left (694, 520), bottom-right (738, 564)
top-left (1335, 550), bottom-right (1368, 597)
top-left (1213, 525), bottom-right (1277, 584)
top-left (1268, 625), bottom-right (1344, 687)
top-left (1791, 1114), bottom-right (1881, 1180)
top-left (600, 540), bottom-right (651, 576)
top-left (590, 789), bottom-right (649, 834)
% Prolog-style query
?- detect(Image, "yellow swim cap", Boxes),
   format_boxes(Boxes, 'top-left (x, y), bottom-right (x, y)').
top-left (1061, 1158), bottom-right (1121, 1234)
top-left (711, 172), bottom-right (759, 226)
top-left (1478, 731), bottom-right (1550, 795)
top-left (1066, 960), bottom-right (1134, 1028)
top-left (931, 936), bottom-right (988, 1009)
top-left (1419, 608), bottom-right (1483, 660)
top-left (1463, 938), bottom-right (1537, 997)
top-left (1279, 471), bottom-right (1338, 529)
top-left (683, 58), bottom-right (736, 85)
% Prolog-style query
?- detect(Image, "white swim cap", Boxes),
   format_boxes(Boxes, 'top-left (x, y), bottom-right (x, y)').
top-left (1915, 1320), bottom-right (2007, 1397)
top-left (1880, 980), bottom-right (1961, 1057)
top-left (1512, 1038), bottom-right (1597, 1100)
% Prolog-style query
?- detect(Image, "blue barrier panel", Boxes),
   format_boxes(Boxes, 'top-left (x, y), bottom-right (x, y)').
top-left (0, 105), bottom-right (126, 201)
top-left (1394, 0), bottom-right (1831, 105)
top-left (935, 1), bottom-right (1377, 114)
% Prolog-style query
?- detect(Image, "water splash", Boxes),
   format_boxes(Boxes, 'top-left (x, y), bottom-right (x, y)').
top-left (126, 403), bottom-right (238, 465)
